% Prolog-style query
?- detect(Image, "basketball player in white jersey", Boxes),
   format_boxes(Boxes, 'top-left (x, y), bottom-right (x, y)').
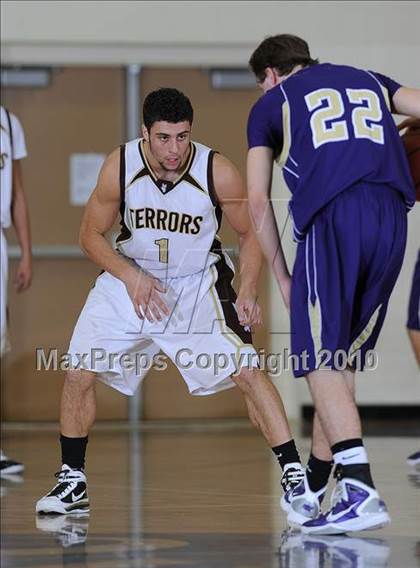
top-left (1, 106), bottom-right (32, 475)
top-left (36, 89), bottom-right (303, 515)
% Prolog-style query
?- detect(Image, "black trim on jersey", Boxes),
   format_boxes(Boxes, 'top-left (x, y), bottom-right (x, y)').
top-left (116, 144), bottom-right (132, 245)
top-left (5, 109), bottom-right (13, 159)
top-left (210, 239), bottom-right (253, 344)
top-left (207, 150), bottom-right (219, 206)
top-left (215, 203), bottom-right (223, 233)
top-left (207, 150), bottom-right (223, 233)
top-left (138, 140), bottom-right (197, 195)
top-left (128, 167), bottom-right (149, 187)
top-left (119, 143), bottom-right (126, 203)
top-left (183, 172), bottom-right (206, 193)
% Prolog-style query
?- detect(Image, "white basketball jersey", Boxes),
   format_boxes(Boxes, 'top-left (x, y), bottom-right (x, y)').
top-left (0, 106), bottom-right (27, 228)
top-left (117, 139), bottom-right (233, 278)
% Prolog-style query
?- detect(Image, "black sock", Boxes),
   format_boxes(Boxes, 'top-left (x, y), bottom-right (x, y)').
top-left (331, 438), bottom-right (365, 454)
top-left (60, 434), bottom-right (88, 470)
top-left (337, 463), bottom-right (376, 489)
top-left (272, 440), bottom-right (300, 470)
top-left (306, 453), bottom-right (333, 492)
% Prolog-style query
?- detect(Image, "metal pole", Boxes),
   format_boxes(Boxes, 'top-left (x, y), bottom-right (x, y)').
top-left (125, 64), bottom-right (142, 424)
top-left (125, 64), bottom-right (144, 545)
top-left (126, 64), bottom-right (141, 141)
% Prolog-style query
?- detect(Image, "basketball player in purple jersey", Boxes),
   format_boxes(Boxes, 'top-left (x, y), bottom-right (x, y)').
top-left (246, 34), bottom-right (420, 534)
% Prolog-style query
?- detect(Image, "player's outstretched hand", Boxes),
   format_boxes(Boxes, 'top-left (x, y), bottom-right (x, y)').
top-left (124, 269), bottom-right (169, 322)
top-left (236, 290), bottom-right (263, 328)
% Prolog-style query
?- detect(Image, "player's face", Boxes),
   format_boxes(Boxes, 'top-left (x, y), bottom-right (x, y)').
top-left (144, 121), bottom-right (192, 171)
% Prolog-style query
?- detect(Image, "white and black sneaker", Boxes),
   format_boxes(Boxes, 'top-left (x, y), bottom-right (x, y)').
top-left (1, 472), bottom-right (24, 498)
top-left (0, 450), bottom-right (24, 475)
top-left (281, 462), bottom-right (305, 493)
top-left (36, 465), bottom-right (89, 515)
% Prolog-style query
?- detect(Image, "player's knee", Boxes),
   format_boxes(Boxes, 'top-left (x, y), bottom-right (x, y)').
top-left (232, 366), bottom-right (260, 394)
top-left (64, 370), bottom-right (96, 393)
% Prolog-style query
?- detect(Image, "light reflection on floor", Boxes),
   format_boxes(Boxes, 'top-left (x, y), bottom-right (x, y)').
top-left (1, 425), bottom-right (419, 568)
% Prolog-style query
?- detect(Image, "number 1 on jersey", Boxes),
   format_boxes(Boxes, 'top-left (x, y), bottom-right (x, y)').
top-left (155, 238), bottom-right (169, 264)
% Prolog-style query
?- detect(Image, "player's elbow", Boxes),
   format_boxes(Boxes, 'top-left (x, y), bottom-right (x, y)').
top-left (78, 229), bottom-right (88, 256)
top-left (78, 222), bottom-right (93, 256)
top-left (393, 87), bottom-right (420, 118)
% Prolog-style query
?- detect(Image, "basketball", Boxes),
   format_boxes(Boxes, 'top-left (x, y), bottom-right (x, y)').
top-left (400, 118), bottom-right (420, 200)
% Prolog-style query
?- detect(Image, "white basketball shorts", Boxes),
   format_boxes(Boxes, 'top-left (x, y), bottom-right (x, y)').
top-left (68, 265), bottom-right (258, 396)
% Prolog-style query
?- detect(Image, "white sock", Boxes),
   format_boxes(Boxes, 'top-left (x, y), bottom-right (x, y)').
top-left (333, 445), bottom-right (369, 466)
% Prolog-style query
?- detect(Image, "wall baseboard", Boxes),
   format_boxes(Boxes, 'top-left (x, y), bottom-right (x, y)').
top-left (301, 405), bottom-right (420, 437)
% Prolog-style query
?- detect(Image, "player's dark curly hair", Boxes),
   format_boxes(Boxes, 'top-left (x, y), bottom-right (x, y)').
top-left (249, 34), bottom-right (318, 83)
top-left (143, 88), bottom-right (194, 130)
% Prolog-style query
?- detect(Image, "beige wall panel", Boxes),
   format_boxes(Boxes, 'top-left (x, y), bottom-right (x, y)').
top-left (2, 67), bottom-right (124, 246)
top-left (143, 363), bottom-right (247, 421)
top-left (1, 259), bottom-right (127, 421)
top-left (2, 67), bottom-right (125, 421)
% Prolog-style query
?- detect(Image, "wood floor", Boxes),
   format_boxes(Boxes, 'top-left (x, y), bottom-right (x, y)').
top-left (1, 423), bottom-right (419, 567)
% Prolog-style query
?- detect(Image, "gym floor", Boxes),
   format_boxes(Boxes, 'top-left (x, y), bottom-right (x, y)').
top-left (1, 422), bottom-right (419, 568)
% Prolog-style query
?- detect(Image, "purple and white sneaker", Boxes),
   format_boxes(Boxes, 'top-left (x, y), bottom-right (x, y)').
top-left (301, 477), bottom-right (390, 535)
top-left (302, 534), bottom-right (390, 567)
top-left (280, 472), bottom-right (326, 528)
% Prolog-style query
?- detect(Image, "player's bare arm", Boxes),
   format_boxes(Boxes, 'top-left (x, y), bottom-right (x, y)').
top-left (393, 87), bottom-right (420, 118)
top-left (247, 146), bottom-right (291, 309)
top-left (213, 153), bottom-right (263, 327)
top-left (11, 160), bottom-right (32, 292)
top-left (79, 148), bottom-right (169, 322)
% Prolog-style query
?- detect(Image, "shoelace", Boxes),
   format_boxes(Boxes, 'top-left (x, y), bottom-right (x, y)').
top-left (51, 469), bottom-right (84, 499)
top-left (55, 468), bottom-right (85, 482)
top-left (281, 467), bottom-right (305, 492)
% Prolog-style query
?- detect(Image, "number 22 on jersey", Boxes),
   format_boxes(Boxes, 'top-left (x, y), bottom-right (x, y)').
top-left (305, 88), bottom-right (384, 149)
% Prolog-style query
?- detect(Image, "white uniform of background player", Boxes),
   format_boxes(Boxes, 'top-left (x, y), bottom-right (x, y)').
top-left (0, 106), bottom-right (27, 355)
top-left (69, 139), bottom-right (258, 395)
top-left (1, 105), bottom-right (32, 475)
